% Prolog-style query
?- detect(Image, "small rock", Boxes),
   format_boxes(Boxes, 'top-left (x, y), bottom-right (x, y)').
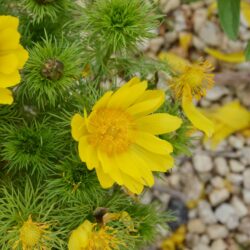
top-left (229, 159), bottom-right (245, 173)
top-left (193, 154), bottom-right (213, 173)
top-left (199, 21), bottom-right (222, 46)
top-left (206, 86), bottom-right (229, 101)
top-left (228, 135), bottom-right (244, 149)
top-left (211, 239), bottom-right (227, 250)
top-left (214, 203), bottom-right (239, 230)
top-left (214, 157), bottom-right (229, 176)
top-left (231, 196), bottom-right (248, 218)
top-left (149, 37), bottom-right (164, 53)
top-left (164, 31), bottom-right (178, 47)
top-left (239, 217), bottom-right (250, 236)
top-left (242, 147), bottom-right (250, 165)
top-left (173, 10), bottom-right (188, 31)
top-left (207, 224), bottom-right (229, 240)
top-left (200, 235), bottom-right (210, 245)
top-left (227, 173), bottom-right (243, 185)
top-left (235, 233), bottom-right (249, 244)
top-left (193, 244), bottom-right (211, 250)
top-left (209, 189), bottom-right (230, 206)
top-left (140, 191), bottom-right (152, 204)
top-left (211, 177), bottom-right (225, 189)
top-left (198, 201), bottom-right (217, 224)
top-left (188, 209), bottom-right (198, 219)
top-left (243, 189), bottom-right (250, 204)
top-left (160, 0), bottom-right (180, 13)
top-left (187, 219), bottom-right (206, 234)
top-left (243, 169), bottom-right (250, 189)
top-left (193, 8), bottom-right (207, 32)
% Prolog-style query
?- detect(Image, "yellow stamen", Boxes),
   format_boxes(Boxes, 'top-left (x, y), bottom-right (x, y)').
top-left (87, 108), bottom-right (134, 155)
top-left (170, 61), bottom-right (214, 100)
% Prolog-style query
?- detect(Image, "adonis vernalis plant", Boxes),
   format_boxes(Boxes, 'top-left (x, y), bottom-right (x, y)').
top-left (0, 0), bottom-right (199, 249)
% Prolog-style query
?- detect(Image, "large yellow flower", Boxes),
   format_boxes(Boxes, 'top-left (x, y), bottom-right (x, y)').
top-left (159, 52), bottom-right (214, 137)
top-left (71, 77), bottom-right (182, 194)
top-left (0, 15), bottom-right (28, 104)
top-left (68, 220), bottom-right (122, 250)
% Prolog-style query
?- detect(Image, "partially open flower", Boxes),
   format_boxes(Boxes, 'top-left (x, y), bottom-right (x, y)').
top-left (68, 220), bottom-right (123, 250)
top-left (0, 16), bottom-right (28, 104)
top-left (71, 77), bottom-right (182, 194)
top-left (160, 52), bottom-right (214, 137)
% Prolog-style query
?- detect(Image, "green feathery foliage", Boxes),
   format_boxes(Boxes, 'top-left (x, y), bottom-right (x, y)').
top-left (18, 37), bottom-right (83, 110)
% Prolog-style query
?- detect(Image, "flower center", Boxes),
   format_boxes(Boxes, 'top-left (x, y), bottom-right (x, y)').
top-left (87, 108), bottom-right (134, 155)
top-left (20, 217), bottom-right (41, 247)
top-left (184, 67), bottom-right (204, 87)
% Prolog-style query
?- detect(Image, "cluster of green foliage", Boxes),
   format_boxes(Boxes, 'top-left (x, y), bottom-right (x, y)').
top-left (0, 0), bottom-right (190, 249)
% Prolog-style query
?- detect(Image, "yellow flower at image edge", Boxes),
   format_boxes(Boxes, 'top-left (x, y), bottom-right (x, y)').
top-left (159, 52), bottom-right (215, 137)
top-left (0, 15), bottom-right (28, 104)
top-left (71, 77), bottom-right (182, 194)
top-left (68, 220), bottom-right (122, 250)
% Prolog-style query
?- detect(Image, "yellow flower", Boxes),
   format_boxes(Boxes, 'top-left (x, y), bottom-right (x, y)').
top-left (68, 220), bottom-right (123, 250)
top-left (160, 52), bottom-right (214, 137)
top-left (203, 101), bottom-right (250, 148)
top-left (13, 215), bottom-right (50, 250)
top-left (71, 77), bottom-right (182, 194)
top-left (0, 15), bottom-right (28, 104)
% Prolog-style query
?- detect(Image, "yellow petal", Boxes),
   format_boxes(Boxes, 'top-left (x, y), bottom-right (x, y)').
top-left (122, 173), bottom-right (144, 194)
top-left (95, 165), bottom-right (114, 188)
top-left (0, 16), bottom-right (19, 30)
top-left (93, 90), bottom-right (113, 110)
top-left (135, 131), bottom-right (173, 154)
top-left (116, 148), bottom-right (154, 186)
top-left (126, 90), bottom-right (165, 117)
top-left (71, 114), bottom-right (87, 141)
top-left (107, 80), bottom-right (147, 108)
top-left (133, 145), bottom-right (174, 172)
top-left (0, 88), bottom-right (13, 104)
top-left (182, 89), bottom-right (214, 137)
top-left (179, 32), bottom-right (193, 53)
top-left (0, 53), bottom-right (18, 74)
top-left (158, 52), bottom-right (189, 73)
top-left (0, 28), bottom-right (20, 51)
top-left (98, 150), bottom-right (123, 185)
top-left (205, 47), bottom-right (245, 63)
top-left (78, 136), bottom-right (99, 170)
top-left (0, 71), bottom-right (20, 88)
top-left (136, 113), bottom-right (182, 135)
top-left (15, 45), bottom-right (29, 69)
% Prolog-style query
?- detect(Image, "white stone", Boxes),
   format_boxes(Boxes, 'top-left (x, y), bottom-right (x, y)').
top-left (228, 136), bottom-right (245, 149)
top-left (207, 224), bottom-right (229, 240)
top-left (209, 189), bottom-right (230, 206)
top-left (211, 239), bottom-right (227, 250)
top-left (227, 173), bottom-right (243, 185)
top-left (235, 233), bottom-right (249, 244)
top-left (187, 219), bottom-right (206, 234)
top-left (200, 235), bottom-right (210, 245)
top-left (193, 154), bottom-right (213, 173)
top-left (242, 147), bottom-right (250, 165)
top-left (239, 217), bottom-right (250, 236)
top-left (149, 37), bottom-right (164, 53)
top-left (198, 201), bottom-right (217, 224)
top-left (214, 157), bottom-right (229, 176)
top-left (231, 196), bottom-right (248, 218)
top-left (243, 169), bottom-right (250, 189)
top-left (243, 189), bottom-right (250, 204)
top-left (140, 191), bottom-right (152, 204)
top-left (206, 86), bottom-right (229, 102)
top-left (164, 31), bottom-right (178, 46)
top-left (193, 244), bottom-right (211, 250)
top-left (160, 0), bottom-right (180, 13)
top-left (211, 177), bottom-right (224, 189)
top-left (199, 21), bottom-right (222, 46)
top-left (193, 8), bottom-right (208, 32)
top-left (214, 203), bottom-right (239, 230)
top-left (229, 160), bottom-right (245, 173)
